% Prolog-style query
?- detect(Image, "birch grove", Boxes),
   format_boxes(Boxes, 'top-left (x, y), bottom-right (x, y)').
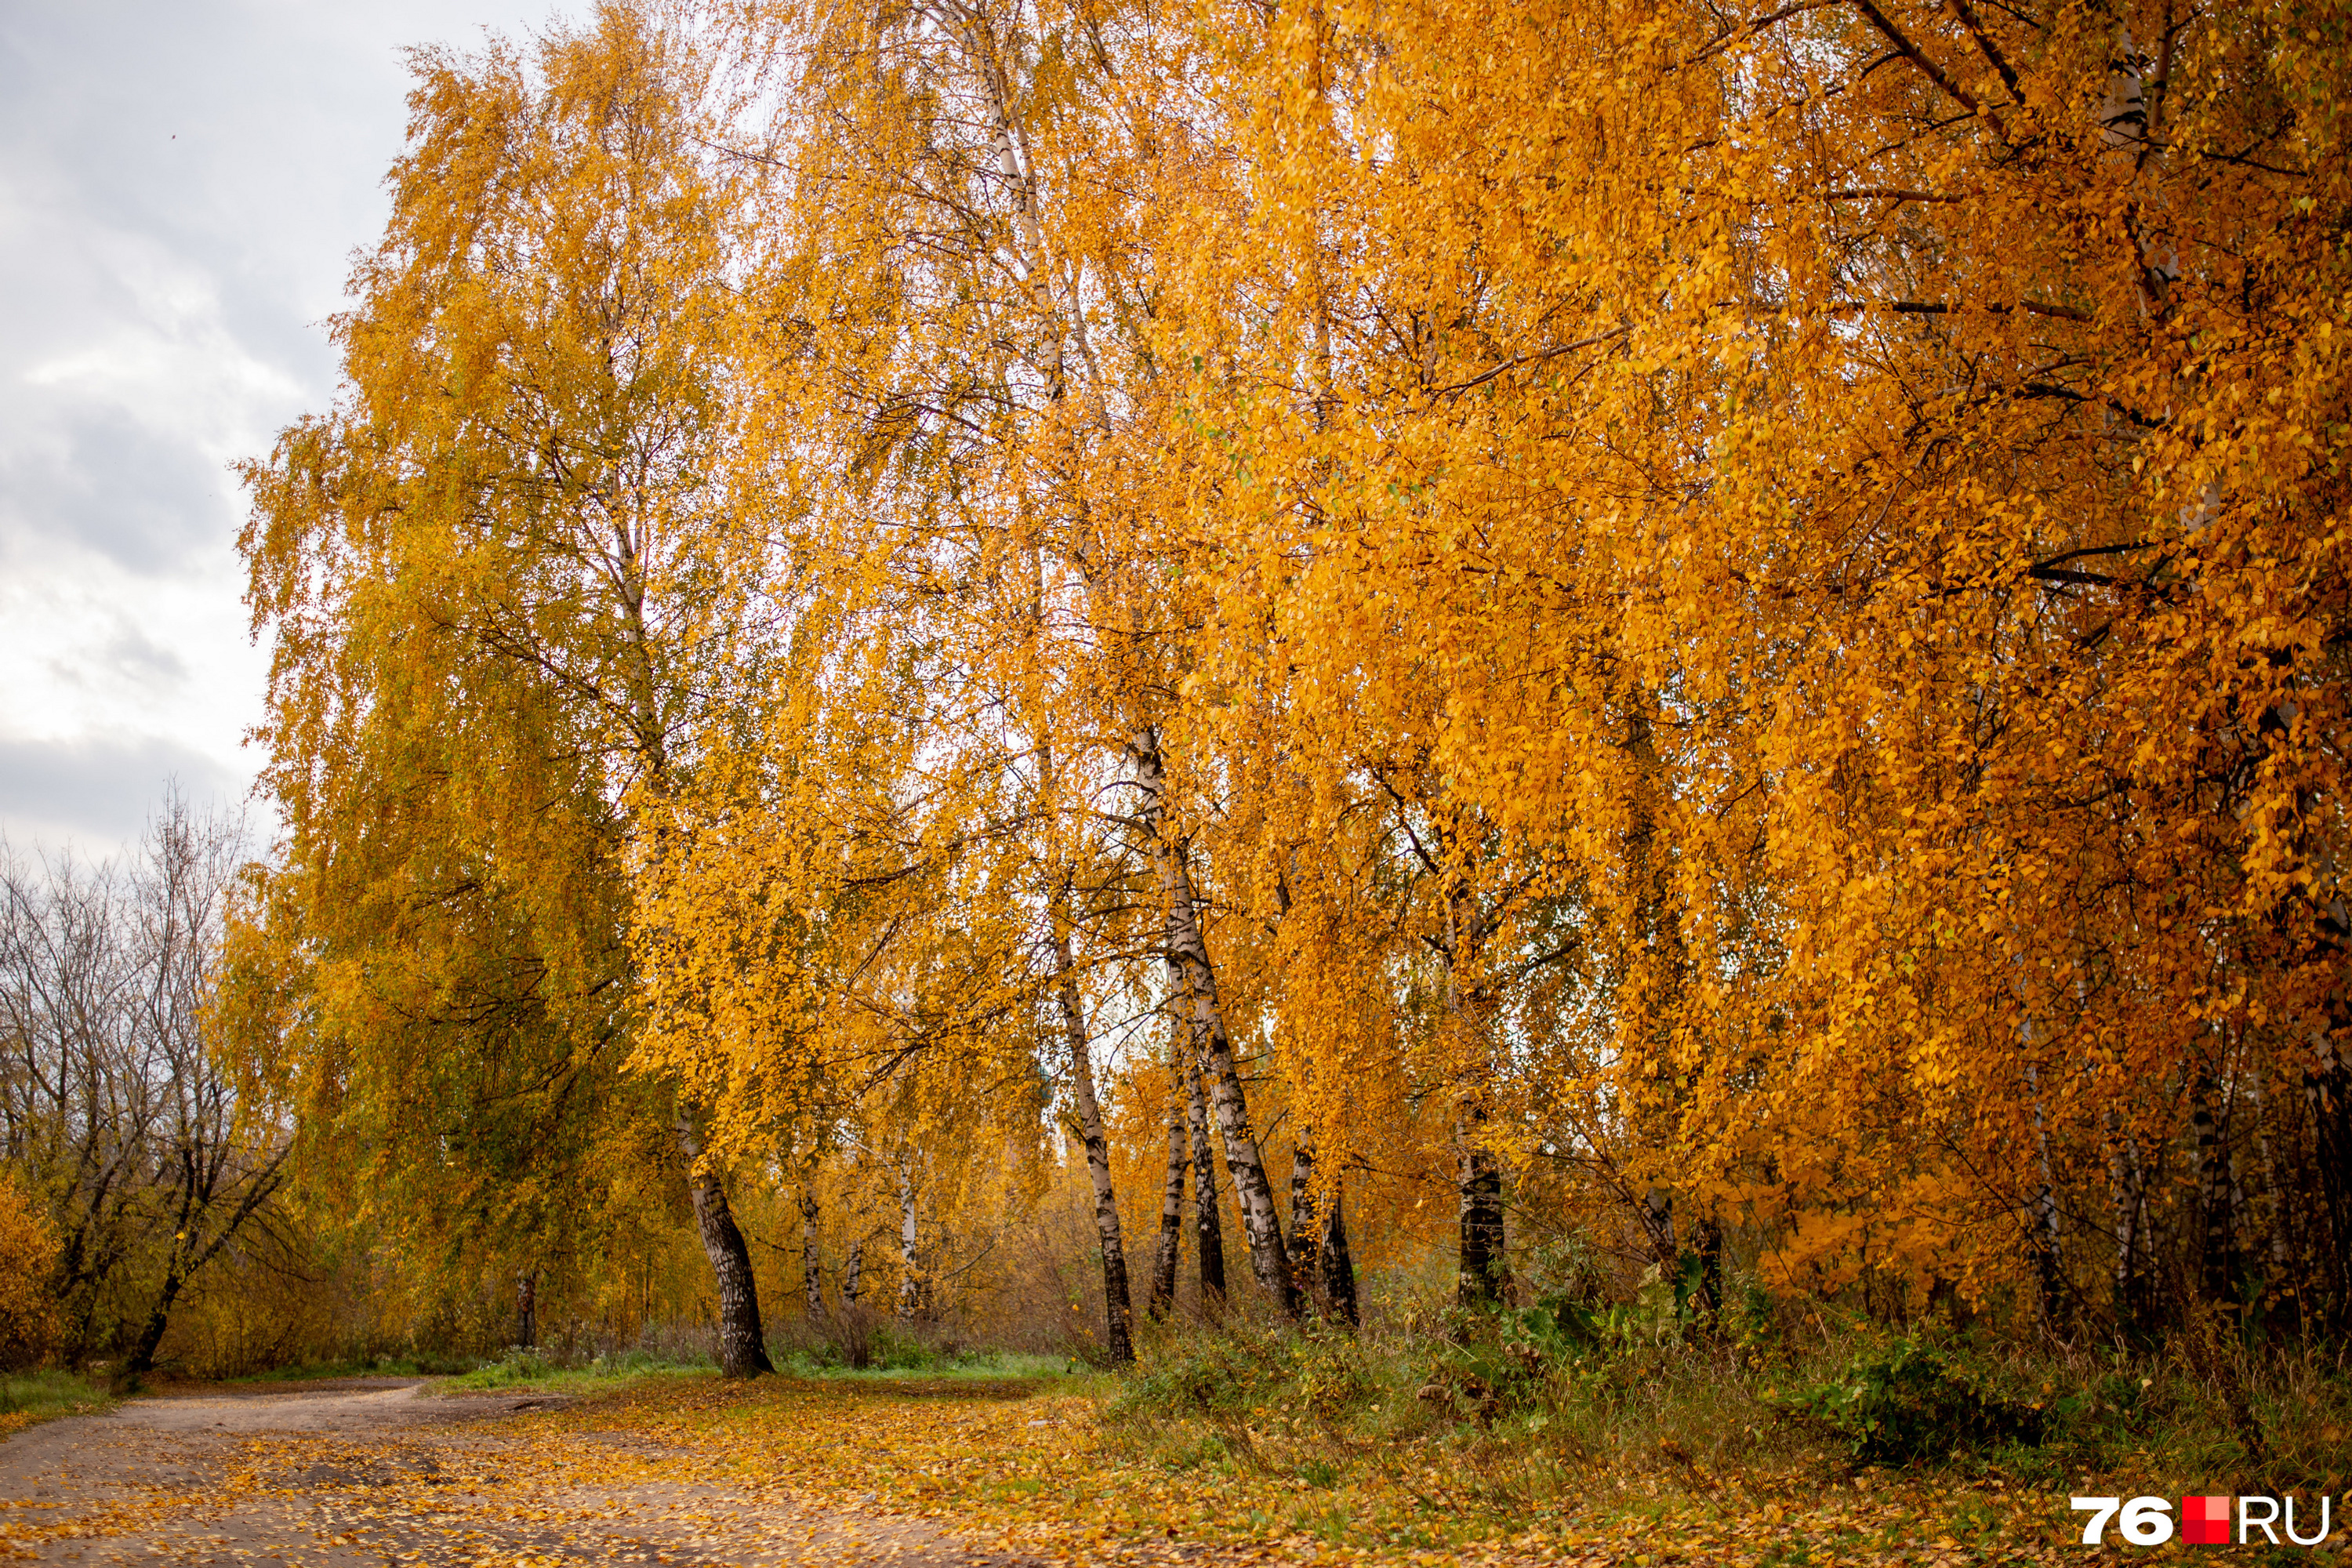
top-left (216, 0), bottom-right (2352, 1363)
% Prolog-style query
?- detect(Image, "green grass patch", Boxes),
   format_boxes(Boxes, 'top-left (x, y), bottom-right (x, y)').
top-left (771, 1346), bottom-right (1076, 1381)
top-left (0, 1369), bottom-right (118, 1434)
top-left (432, 1341), bottom-right (1080, 1396)
top-left (436, 1346), bottom-right (718, 1396)
top-left (230, 1353), bottom-right (484, 1383)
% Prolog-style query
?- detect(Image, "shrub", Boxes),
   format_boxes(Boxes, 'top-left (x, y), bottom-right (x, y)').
top-left (1771, 1337), bottom-right (2044, 1464)
top-left (1293, 1332), bottom-right (1376, 1416)
top-left (0, 1173), bottom-right (57, 1370)
top-left (771, 1312), bottom-right (999, 1377)
top-left (1116, 1334), bottom-right (1263, 1416)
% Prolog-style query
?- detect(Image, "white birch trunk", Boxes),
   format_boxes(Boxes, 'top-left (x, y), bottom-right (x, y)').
top-left (800, 1185), bottom-right (824, 1315)
top-left (1131, 725), bottom-right (1295, 1314)
top-left (1057, 918), bottom-right (1134, 1361)
top-left (895, 1149), bottom-right (920, 1324)
top-left (1149, 1103), bottom-right (1185, 1319)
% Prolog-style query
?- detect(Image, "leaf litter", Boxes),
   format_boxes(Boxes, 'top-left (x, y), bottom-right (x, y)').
top-left (1, 1378), bottom-right (2092, 1566)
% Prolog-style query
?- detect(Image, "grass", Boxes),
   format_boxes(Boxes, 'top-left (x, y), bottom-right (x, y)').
top-left (435, 1346), bottom-right (720, 1396)
top-left (1089, 1302), bottom-right (2352, 1556)
top-left (771, 1346), bottom-right (1077, 1381)
top-left (19, 1304), bottom-right (2339, 1565)
top-left (423, 1301), bottom-right (2347, 1564)
top-left (0, 1369), bottom-right (117, 1438)
top-left (229, 1353), bottom-right (485, 1384)
top-left (479, 1357), bottom-right (2043, 1564)
top-left (436, 1341), bottom-right (1083, 1396)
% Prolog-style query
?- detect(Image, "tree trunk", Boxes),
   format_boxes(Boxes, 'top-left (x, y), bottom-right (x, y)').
top-left (1641, 1187), bottom-right (1678, 1265)
top-left (676, 1116), bottom-right (771, 1377)
top-left (2195, 1073), bottom-right (2239, 1308)
top-left (1288, 1140), bottom-right (1325, 1309)
top-left (844, 1236), bottom-right (864, 1305)
top-left (1149, 1104), bottom-right (1185, 1320)
top-left (2107, 1113), bottom-right (2146, 1331)
top-left (2027, 1062), bottom-right (2066, 1327)
top-left (1058, 927), bottom-right (1134, 1362)
top-left (895, 1149), bottom-right (921, 1325)
top-left (2249, 1075), bottom-right (2293, 1323)
top-left (126, 1146), bottom-right (289, 1378)
top-left (1443, 866), bottom-right (1510, 1311)
top-left (1693, 1215), bottom-right (1722, 1323)
top-left (125, 1266), bottom-right (187, 1379)
top-left (1320, 1177), bottom-right (1359, 1327)
top-left (516, 1269), bottom-right (538, 1349)
top-left (1185, 1056), bottom-right (1226, 1309)
top-left (2308, 1030), bottom-right (2352, 1323)
top-left (1132, 725), bottom-right (1296, 1315)
top-left (800, 1185), bottom-right (824, 1313)
top-left (1456, 1116), bottom-right (1507, 1308)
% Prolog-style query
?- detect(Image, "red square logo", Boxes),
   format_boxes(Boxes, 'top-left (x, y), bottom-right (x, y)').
top-left (2182, 1494), bottom-right (2231, 1544)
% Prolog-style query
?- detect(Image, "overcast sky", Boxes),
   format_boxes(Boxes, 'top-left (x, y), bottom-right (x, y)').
top-left (1, 1), bottom-right (585, 862)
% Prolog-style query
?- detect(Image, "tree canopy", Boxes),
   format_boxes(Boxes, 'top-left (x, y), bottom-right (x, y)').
top-left (229, 0), bottom-right (2352, 1363)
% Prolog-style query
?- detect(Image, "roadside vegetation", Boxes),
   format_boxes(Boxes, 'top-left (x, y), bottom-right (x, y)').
top-left (6, 1283), bottom-right (2343, 1563)
top-left (418, 1310), bottom-right (2344, 1568)
top-left (0, 1370), bottom-right (116, 1440)
top-left (385, 1279), bottom-right (2343, 1560)
top-left (438, 1346), bottom-right (717, 1396)
top-left (434, 1332), bottom-right (1076, 1396)
top-left (1107, 1304), bottom-right (2351, 1524)
top-left (230, 1354), bottom-right (484, 1384)
top-left (436, 1298), bottom-right (2341, 1563)
top-left (770, 1347), bottom-right (1074, 1383)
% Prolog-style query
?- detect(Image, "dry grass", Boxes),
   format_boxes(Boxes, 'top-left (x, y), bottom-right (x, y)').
top-left (1097, 1305), bottom-right (2352, 1552)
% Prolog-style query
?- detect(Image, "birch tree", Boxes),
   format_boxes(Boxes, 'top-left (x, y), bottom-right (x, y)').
top-left (239, 13), bottom-right (780, 1375)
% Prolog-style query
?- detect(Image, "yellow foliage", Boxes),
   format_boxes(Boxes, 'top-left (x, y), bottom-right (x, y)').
top-left (0, 1169), bottom-right (59, 1369)
top-left (240, 0), bottom-right (2352, 1343)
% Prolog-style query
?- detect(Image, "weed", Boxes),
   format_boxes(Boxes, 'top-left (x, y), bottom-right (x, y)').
top-left (1766, 1338), bottom-right (2042, 1464)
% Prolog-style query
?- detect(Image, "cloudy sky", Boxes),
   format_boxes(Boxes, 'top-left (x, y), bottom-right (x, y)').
top-left (1, 1), bottom-right (584, 860)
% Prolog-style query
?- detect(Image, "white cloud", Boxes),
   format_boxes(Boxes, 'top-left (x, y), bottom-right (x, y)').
top-left (0, 0), bottom-right (586, 859)
top-left (0, 733), bottom-right (245, 862)
top-left (19, 224), bottom-right (305, 454)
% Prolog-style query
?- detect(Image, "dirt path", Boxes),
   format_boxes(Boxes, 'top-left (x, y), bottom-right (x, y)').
top-left (0, 1381), bottom-right (1016, 1566)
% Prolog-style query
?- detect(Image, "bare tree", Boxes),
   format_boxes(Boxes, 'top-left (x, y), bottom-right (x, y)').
top-left (0, 792), bottom-right (289, 1374)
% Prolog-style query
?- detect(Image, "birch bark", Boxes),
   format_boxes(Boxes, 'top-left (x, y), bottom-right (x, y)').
top-left (1133, 726), bottom-right (1296, 1314)
top-left (676, 1116), bottom-right (772, 1377)
top-left (1149, 1104), bottom-right (1185, 1319)
top-left (1320, 1180), bottom-right (1359, 1327)
top-left (1057, 917), bottom-right (1134, 1361)
top-left (1446, 880), bottom-right (1508, 1307)
top-left (896, 1149), bottom-right (921, 1324)
top-left (1287, 1140), bottom-right (1325, 1311)
top-left (800, 1185), bottom-right (824, 1314)
top-left (1184, 1054), bottom-right (1227, 1308)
